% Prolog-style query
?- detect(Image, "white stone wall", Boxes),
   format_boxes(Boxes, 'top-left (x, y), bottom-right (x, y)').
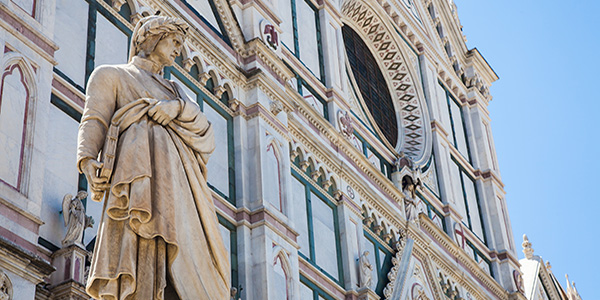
top-left (94, 14), bottom-right (129, 67)
top-left (54, 0), bottom-right (88, 87)
top-left (39, 104), bottom-right (80, 247)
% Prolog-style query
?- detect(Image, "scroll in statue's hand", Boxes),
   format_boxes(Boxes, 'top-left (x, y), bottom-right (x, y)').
top-left (148, 99), bottom-right (181, 125)
top-left (81, 158), bottom-right (109, 192)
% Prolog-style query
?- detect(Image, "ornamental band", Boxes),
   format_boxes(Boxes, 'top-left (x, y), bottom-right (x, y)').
top-left (76, 16), bottom-right (230, 299)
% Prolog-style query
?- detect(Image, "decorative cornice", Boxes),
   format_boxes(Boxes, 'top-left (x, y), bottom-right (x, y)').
top-left (419, 215), bottom-right (510, 299)
top-left (0, 3), bottom-right (58, 62)
top-left (0, 235), bottom-right (55, 283)
top-left (287, 112), bottom-right (406, 229)
top-left (242, 39), bottom-right (295, 83)
top-left (298, 258), bottom-right (346, 298)
top-left (51, 75), bottom-right (84, 109)
top-left (95, 0), bottom-right (134, 31)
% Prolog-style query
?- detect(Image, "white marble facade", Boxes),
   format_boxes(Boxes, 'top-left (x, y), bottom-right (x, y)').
top-left (0, 0), bottom-right (578, 299)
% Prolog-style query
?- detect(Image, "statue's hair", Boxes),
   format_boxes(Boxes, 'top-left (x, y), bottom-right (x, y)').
top-left (128, 15), bottom-right (189, 62)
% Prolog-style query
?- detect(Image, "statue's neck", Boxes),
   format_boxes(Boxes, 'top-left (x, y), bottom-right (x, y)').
top-left (131, 56), bottom-right (164, 75)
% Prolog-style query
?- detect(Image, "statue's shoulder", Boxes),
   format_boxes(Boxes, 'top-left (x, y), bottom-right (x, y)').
top-left (88, 63), bottom-right (131, 83)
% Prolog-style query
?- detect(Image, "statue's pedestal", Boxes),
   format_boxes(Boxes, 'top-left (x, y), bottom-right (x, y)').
top-left (357, 287), bottom-right (380, 300)
top-left (50, 244), bottom-right (89, 286)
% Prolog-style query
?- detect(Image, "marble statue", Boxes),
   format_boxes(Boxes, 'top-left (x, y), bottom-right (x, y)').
top-left (359, 251), bottom-right (373, 288)
top-left (402, 175), bottom-right (421, 223)
top-left (77, 15), bottom-right (230, 299)
top-left (61, 191), bottom-right (93, 246)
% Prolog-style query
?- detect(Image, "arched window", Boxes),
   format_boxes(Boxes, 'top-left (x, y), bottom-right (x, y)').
top-left (265, 140), bottom-right (283, 213)
top-left (0, 62), bottom-right (33, 190)
top-left (270, 251), bottom-right (291, 299)
top-left (343, 26), bottom-right (398, 146)
top-left (291, 157), bottom-right (343, 284)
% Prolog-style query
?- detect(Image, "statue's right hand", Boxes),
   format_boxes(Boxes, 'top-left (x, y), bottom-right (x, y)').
top-left (81, 158), bottom-right (109, 192)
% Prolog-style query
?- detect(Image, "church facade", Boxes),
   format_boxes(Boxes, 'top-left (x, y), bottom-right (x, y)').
top-left (0, 0), bottom-right (568, 299)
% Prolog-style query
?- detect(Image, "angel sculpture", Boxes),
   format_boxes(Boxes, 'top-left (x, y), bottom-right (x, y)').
top-left (61, 191), bottom-right (94, 246)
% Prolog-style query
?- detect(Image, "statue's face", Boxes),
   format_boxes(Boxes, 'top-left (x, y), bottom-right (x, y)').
top-left (149, 33), bottom-right (184, 67)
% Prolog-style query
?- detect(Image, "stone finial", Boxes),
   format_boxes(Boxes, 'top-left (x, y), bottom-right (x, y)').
top-left (522, 234), bottom-right (534, 259)
top-left (565, 274), bottom-right (582, 300)
top-left (546, 261), bottom-right (552, 272)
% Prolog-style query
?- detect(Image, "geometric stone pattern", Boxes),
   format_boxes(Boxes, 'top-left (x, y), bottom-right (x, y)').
top-left (342, 0), bottom-right (426, 159)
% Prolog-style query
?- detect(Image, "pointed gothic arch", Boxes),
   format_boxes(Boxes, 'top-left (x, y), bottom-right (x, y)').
top-left (271, 246), bottom-right (293, 300)
top-left (0, 52), bottom-right (37, 192)
top-left (265, 134), bottom-right (286, 214)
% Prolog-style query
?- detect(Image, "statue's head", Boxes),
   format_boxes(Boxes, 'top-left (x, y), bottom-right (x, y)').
top-left (129, 15), bottom-right (189, 67)
top-left (76, 190), bottom-right (88, 200)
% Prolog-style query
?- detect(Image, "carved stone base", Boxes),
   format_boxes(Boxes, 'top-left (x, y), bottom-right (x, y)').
top-left (50, 244), bottom-right (89, 286)
top-left (357, 287), bottom-right (380, 300)
top-left (49, 280), bottom-right (89, 300)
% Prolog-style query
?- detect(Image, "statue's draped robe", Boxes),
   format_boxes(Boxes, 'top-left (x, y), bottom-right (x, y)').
top-left (77, 57), bottom-right (230, 300)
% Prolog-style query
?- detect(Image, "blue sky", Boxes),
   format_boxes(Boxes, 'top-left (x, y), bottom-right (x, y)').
top-left (454, 0), bottom-right (600, 298)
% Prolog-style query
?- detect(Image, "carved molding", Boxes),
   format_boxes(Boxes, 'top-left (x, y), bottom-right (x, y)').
top-left (342, 0), bottom-right (431, 162)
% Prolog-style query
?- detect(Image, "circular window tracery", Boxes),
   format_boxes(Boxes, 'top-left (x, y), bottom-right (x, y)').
top-left (343, 25), bottom-right (398, 147)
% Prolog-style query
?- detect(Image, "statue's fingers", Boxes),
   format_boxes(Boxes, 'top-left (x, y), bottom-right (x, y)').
top-left (160, 117), bottom-right (171, 125)
top-left (91, 160), bottom-right (104, 170)
top-left (94, 183), bottom-right (110, 190)
top-left (148, 106), bottom-right (158, 117)
top-left (150, 113), bottom-right (162, 124)
top-left (91, 175), bottom-right (107, 184)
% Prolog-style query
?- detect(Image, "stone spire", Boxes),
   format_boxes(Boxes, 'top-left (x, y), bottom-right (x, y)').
top-left (522, 234), bottom-right (534, 259)
top-left (566, 274), bottom-right (583, 300)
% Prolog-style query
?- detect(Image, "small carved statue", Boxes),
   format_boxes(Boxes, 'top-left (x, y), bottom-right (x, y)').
top-left (359, 251), bottom-right (373, 288)
top-left (61, 191), bottom-right (94, 246)
top-left (338, 110), bottom-right (354, 138)
top-left (230, 287), bottom-right (239, 300)
top-left (402, 176), bottom-right (421, 223)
